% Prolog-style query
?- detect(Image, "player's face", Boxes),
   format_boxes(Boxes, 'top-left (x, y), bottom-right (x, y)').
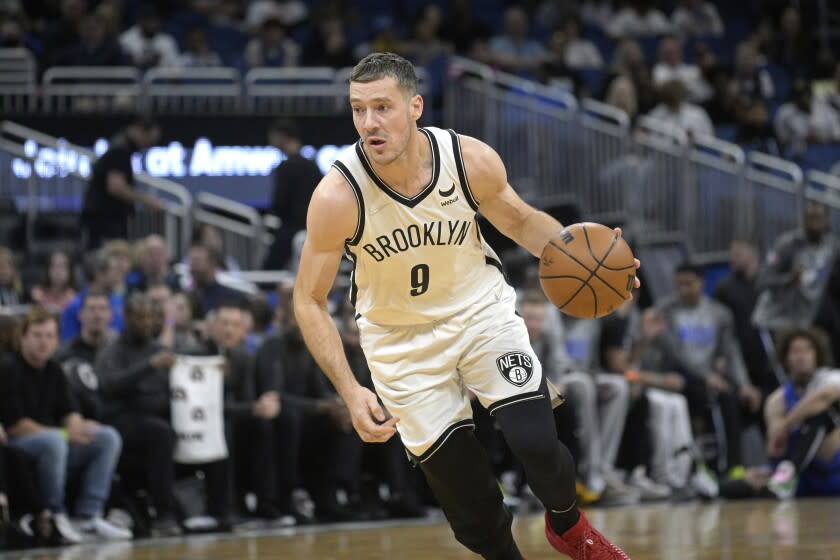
top-left (786, 337), bottom-right (817, 384)
top-left (349, 77), bottom-right (423, 166)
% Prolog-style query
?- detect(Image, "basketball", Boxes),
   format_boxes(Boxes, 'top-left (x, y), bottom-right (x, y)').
top-left (539, 223), bottom-right (636, 319)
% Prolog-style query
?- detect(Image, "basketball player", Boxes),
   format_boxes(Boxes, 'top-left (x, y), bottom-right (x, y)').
top-left (294, 52), bottom-right (638, 559)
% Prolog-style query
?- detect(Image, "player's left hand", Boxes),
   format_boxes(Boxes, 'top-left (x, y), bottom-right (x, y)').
top-left (614, 227), bottom-right (641, 297)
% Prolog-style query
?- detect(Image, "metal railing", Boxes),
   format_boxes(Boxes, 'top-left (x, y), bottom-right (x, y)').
top-left (144, 66), bottom-right (242, 113)
top-left (42, 66), bottom-right (142, 114)
top-left (193, 191), bottom-right (267, 269)
top-left (0, 121), bottom-right (193, 257)
top-left (0, 48), bottom-right (36, 113)
top-left (443, 56), bottom-right (834, 262)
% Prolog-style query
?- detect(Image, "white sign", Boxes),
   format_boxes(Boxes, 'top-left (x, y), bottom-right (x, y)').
top-left (170, 355), bottom-right (228, 464)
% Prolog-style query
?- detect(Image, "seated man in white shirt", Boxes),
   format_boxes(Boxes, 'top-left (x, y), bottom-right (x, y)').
top-left (647, 79), bottom-right (714, 137)
top-left (119, 6), bottom-right (180, 69)
top-left (653, 35), bottom-right (712, 103)
top-left (560, 17), bottom-right (604, 70)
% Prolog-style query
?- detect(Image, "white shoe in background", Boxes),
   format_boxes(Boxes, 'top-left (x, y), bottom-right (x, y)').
top-left (53, 513), bottom-right (83, 544)
top-left (74, 516), bottom-right (133, 541)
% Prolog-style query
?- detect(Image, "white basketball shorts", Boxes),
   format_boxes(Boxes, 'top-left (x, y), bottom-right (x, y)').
top-left (356, 277), bottom-right (545, 461)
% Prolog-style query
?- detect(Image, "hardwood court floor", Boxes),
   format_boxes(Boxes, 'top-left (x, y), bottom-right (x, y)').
top-left (3, 499), bottom-right (840, 559)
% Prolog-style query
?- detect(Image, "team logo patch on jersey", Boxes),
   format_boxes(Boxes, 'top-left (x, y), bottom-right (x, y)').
top-left (496, 351), bottom-right (534, 387)
top-left (438, 183), bottom-right (456, 197)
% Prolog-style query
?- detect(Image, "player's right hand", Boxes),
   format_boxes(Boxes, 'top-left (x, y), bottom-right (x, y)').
top-left (346, 386), bottom-right (399, 443)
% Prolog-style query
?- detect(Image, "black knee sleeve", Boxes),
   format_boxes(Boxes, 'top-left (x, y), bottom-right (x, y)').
top-left (494, 390), bottom-right (578, 514)
top-left (419, 426), bottom-right (522, 560)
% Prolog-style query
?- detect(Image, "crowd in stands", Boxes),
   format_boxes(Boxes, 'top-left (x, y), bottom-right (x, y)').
top-left (4, 1), bottom-right (840, 167)
top-left (4, 0), bottom-right (840, 551)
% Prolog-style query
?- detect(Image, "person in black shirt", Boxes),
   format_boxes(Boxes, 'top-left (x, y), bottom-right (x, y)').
top-left (55, 291), bottom-right (114, 421)
top-left (187, 244), bottom-right (246, 317)
top-left (94, 293), bottom-right (181, 536)
top-left (264, 119), bottom-right (323, 270)
top-left (81, 116), bottom-right (164, 249)
top-left (714, 239), bottom-right (776, 396)
top-left (0, 307), bottom-right (129, 542)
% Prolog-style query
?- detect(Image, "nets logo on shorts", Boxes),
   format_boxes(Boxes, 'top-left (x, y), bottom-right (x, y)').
top-left (496, 352), bottom-right (534, 387)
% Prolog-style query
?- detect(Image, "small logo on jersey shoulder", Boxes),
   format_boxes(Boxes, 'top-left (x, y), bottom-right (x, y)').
top-left (496, 352), bottom-right (534, 387)
top-left (438, 183), bottom-right (456, 197)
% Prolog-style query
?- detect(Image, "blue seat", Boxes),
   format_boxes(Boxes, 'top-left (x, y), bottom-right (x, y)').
top-left (796, 143), bottom-right (840, 172)
top-left (766, 64), bottom-right (792, 103)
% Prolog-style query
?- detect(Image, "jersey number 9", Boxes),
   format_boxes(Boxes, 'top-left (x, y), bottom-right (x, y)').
top-left (410, 264), bottom-right (430, 296)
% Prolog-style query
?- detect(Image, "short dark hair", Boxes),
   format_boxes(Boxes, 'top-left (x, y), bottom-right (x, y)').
top-left (127, 113), bottom-right (160, 131)
top-left (190, 243), bottom-right (223, 268)
top-left (675, 262), bottom-right (704, 278)
top-left (83, 250), bottom-right (110, 283)
top-left (21, 306), bottom-right (58, 336)
top-left (777, 327), bottom-right (833, 369)
top-left (80, 289), bottom-right (111, 308)
top-left (124, 292), bottom-right (152, 317)
top-left (268, 118), bottom-right (300, 139)
top-left (349, 52), bottom-right (418, 96)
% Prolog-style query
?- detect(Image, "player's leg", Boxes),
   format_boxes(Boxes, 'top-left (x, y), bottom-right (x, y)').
top-left (358, 316), bottom-right (523, 560)
top-left (418, 426), bottom-right (523, 560)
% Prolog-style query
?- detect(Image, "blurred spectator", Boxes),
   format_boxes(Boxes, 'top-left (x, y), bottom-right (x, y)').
top-left (302, 15), bottom-right (354, 67)
top-left (731, 40), bottom-right (776, 149)
top-left (194, 224), bottom-right (240, 272)
top-left (0, 247), bottom-right (24, 308)
top-left (559, 16), bottom-right (604, 70)
top-left (659, 263), bottom-right (761, 473)
top-left (55, 290), bottom-right (113, 421)
top-left (60, 251), bottom-right (124, 342)
top-left (402, 4), bottom-right (452, 67)
top-left (754, 201), bottom-right (840, 330)
top-left (606, 0), bottom-right (670, 39)
top-left (30, 251), bottom-right (76, 314)
top-left (0, 307), bottom-right (129, 542)
top-left (94, 294), bottom-right (181, 536)
top-left (178, 26), bottom-right (222, 67)
top-left (42, 0), bottom-right (87, 65)
top-left (581, 0), bottom-right (614, 32)
top-left (765, 328), bottom-right (840, 498)
top-left (441, 0), bottom-right (491, 56)
top-left (126, 234), bottom-right (177, 294)
top-left (55, 13), bottom-right (126, 67)
top-left (647, 79), bottom-right (714, 137)
top-left (254, 302), bottom-right (359, 522)
top-left (206, 303), bottom-right (282, 520)
top-left (601, 300), bottom-right (690, 495)
top-left (653, 36), bottom-right (712, 103)
top-left (104, 239), bottom-right (133, 297)
top-left (609, 38), bottom-right (656, 113)
top-left (245, 17), bottom-right (300, 68)
top-left (187, 244), bottom-right (245, 315)
top-left (488, 6), bottom-right (547, 75)
top-left (169, 291), bottom-right (204, 353)
top-left (714, 240), bottom-right (776, 395)
top-left (771, 6), bottom-right (813, 77)
top-left (355, 15), bottom-right (403, 60)
top-left (824, 60), bottom-right (840, 114)
top-left (0, 313), bottom-right (19, 356)
top-left (605, 74), bottom-right (638, 121)
top-left (264, 119), bottom-right (323, 270)
top-left (191, 0), bottom-right (244, 27)
top-left (246, 0), bottom-right (308, 31)
top-left (539, 30), bottom-right (578, 89)
top-left (145, 282), bottom-right (177, 348)
top-left (118, 5), bottom-right (180, 69)
top-left (81, 115), bottom-right (163, 249)
top-left (535, 0), bottom-right (581, 32)
top-left (734, 41), bottom-right (774, 102)
top-left (94, 0), bottom-right (121, 37)
top-left (671, 0), bottom-right (724, 38)
top-left (774, 80), bottom-right (840, 157)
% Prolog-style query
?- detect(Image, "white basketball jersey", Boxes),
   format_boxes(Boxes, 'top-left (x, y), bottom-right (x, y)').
top-left (332, 126), bottom-right (506, 326)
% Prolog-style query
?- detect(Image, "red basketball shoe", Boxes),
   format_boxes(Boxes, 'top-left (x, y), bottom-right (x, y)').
top-left (544, 510), bottom-right (630, 559)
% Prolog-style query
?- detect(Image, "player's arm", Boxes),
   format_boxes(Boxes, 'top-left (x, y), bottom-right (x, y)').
top-left (293, 169), bottom-right (398, 443)
top-left (782, 382), bottom-right (840, 430)
top-left (458, 135), bottom-right (563, 258)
